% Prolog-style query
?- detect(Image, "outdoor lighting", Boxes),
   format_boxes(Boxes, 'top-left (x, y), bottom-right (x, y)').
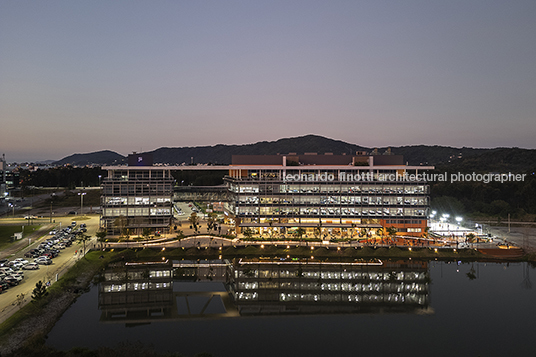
top-left (287, 245), bottom-right (290, 249)
top-left (78, 192), bottom-right (86, 215)
top-left (434, 248), bottom-right (438, 253)
top-left (408, 247), bottom-right (412, 251)
top-left (311, 246), bottom-right (314, 250)
top-left (260, 244), bottom-right (264, 249)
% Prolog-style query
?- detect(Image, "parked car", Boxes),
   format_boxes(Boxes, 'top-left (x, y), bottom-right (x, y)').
top-left (3, 276), bottom-right (19, 286)
top-left (34, 257), bottom-right (52, 265)
top-left (13, 258), bottom-right (29, 265)
top-left (8, 274), bottom-right (23, 283)
top-left (0, 267), bottom-right (13, 274)
top-left (23, 263), bottom-right (39, 270)
top-left (25, 250), bottom-right (37, 258)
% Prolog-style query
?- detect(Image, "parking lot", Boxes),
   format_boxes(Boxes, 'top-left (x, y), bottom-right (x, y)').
top-left (0, 215), bottom-right (99, 324)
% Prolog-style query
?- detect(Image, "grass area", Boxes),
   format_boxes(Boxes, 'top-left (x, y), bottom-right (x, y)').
top-left (0, 224), bottom-right (41, 250)
top-left (34, 189), bottom-right (101, 209)
top-left (0, 250), bottom-right (134, 334)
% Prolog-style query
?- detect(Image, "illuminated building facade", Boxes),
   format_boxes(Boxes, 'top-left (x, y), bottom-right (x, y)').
top-left (101, 154), bottom-right (175, 235)
top-left (224, 153), bottom-right (434, 238)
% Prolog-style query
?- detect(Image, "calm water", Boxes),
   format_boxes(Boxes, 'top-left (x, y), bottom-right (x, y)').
top-left (47, 260), bottom-right (536, 356)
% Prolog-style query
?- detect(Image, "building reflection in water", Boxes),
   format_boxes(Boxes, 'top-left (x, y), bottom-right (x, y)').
top-left (99, 260), bottom-right (175, 323)
top-left (98, 258), bottom-right (431, 323)
top-left (227, 258), bottom-right (431, 315)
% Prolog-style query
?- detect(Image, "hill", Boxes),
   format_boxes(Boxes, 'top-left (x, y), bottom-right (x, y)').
top-left (149, 135), bottom-right (368, 165)
top-left (52, 135), bottom-right (535, 171)
top-left (54, 150), bottom-right (125, 166)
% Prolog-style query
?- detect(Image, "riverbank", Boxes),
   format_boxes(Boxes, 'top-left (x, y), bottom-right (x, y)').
top-left (0, 250), bottom-right (128, 356)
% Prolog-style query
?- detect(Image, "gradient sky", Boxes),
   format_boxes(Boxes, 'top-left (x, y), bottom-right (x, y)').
top-left (1, 0), bottom-right (535, 162)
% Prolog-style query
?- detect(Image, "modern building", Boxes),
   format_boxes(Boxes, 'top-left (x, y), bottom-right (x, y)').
top-left (224, 152), bottom-right (434, 238)
top-left (101, 153), bottom-right (175, 235)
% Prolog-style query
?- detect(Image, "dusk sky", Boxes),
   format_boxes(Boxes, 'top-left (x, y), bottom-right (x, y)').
top-left (1, 1), bottom-right (535, 162)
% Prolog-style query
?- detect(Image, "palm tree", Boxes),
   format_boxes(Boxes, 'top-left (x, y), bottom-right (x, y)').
top-left (96, 229), bottom-right (107, 242)
top-left (314, 222), bottom-right (322, 240)
top-left (188, 212), bottom-right (200, 233)
top-left (295, 227), bottom-right (306, 242)
top-left (77, 233), bottom-right (92, 258)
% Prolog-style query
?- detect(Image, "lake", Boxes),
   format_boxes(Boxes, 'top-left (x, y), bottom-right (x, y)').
top-left (46, 259), bottom-right (536, 356)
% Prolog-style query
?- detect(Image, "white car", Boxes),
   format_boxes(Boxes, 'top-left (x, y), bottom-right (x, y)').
top-left (23, 263), bottom-right (39, 270)
top-left (8, 274), bottom-right (23, 282)
top-left (34, 257), bottom-right (52, 265)
top-left (13, 258), bottom-right (29, 265)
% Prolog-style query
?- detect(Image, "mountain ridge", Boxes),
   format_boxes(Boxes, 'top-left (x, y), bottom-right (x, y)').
top-left (52, 135), bottom-right (536, 170)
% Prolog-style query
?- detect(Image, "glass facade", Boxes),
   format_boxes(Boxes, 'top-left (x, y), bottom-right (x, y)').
top-left (101, 167), bottom-right (175, 235)
top-left (225, 166), bottom-right (431, 237)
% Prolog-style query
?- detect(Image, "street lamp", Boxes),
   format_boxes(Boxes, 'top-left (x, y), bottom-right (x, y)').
top-left (78, 192), bottom-right (86, 216)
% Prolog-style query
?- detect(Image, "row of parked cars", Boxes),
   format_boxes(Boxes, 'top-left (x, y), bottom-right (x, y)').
top-left (0, 258), bottom-right (31, 292)
top-left (0, 226), bottom-right (79, 293)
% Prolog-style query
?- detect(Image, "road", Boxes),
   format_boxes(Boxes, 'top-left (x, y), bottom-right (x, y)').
top-left (0, 214), bottom-right (100, 324)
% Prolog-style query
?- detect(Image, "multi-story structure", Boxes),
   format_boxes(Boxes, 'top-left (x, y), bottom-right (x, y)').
top-left (224, 153), bottom-right (434, 238)
top-left (101, 154), bottom-right (175, 235)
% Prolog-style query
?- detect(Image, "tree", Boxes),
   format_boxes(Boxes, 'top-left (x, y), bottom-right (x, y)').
top-left (77, 233), bottom-right (92, 258)
top-left (294, 227), bottom-right (305, 241)
top-left (206, 212), bottom-right (217, 235)
top-left (32, 281), bottom-right (48, 301)
top-left (142, 227), bottom-right (152, 240)
top-left (243, 228), bottom-right (254, 240)
top-left (96, 229), bottom-right (107, 242)
top-left (188, 212), bottom-right (200, 233)
top-left (386, 226), bottom-right (397, 245)
top-left (13, 293), bottom-right (26, 310)
top-left (314, 223), bottom-right (322, 240)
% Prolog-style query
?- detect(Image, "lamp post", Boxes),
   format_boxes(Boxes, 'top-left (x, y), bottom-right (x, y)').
top-left (78, 192), bottom-right (86, 216)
